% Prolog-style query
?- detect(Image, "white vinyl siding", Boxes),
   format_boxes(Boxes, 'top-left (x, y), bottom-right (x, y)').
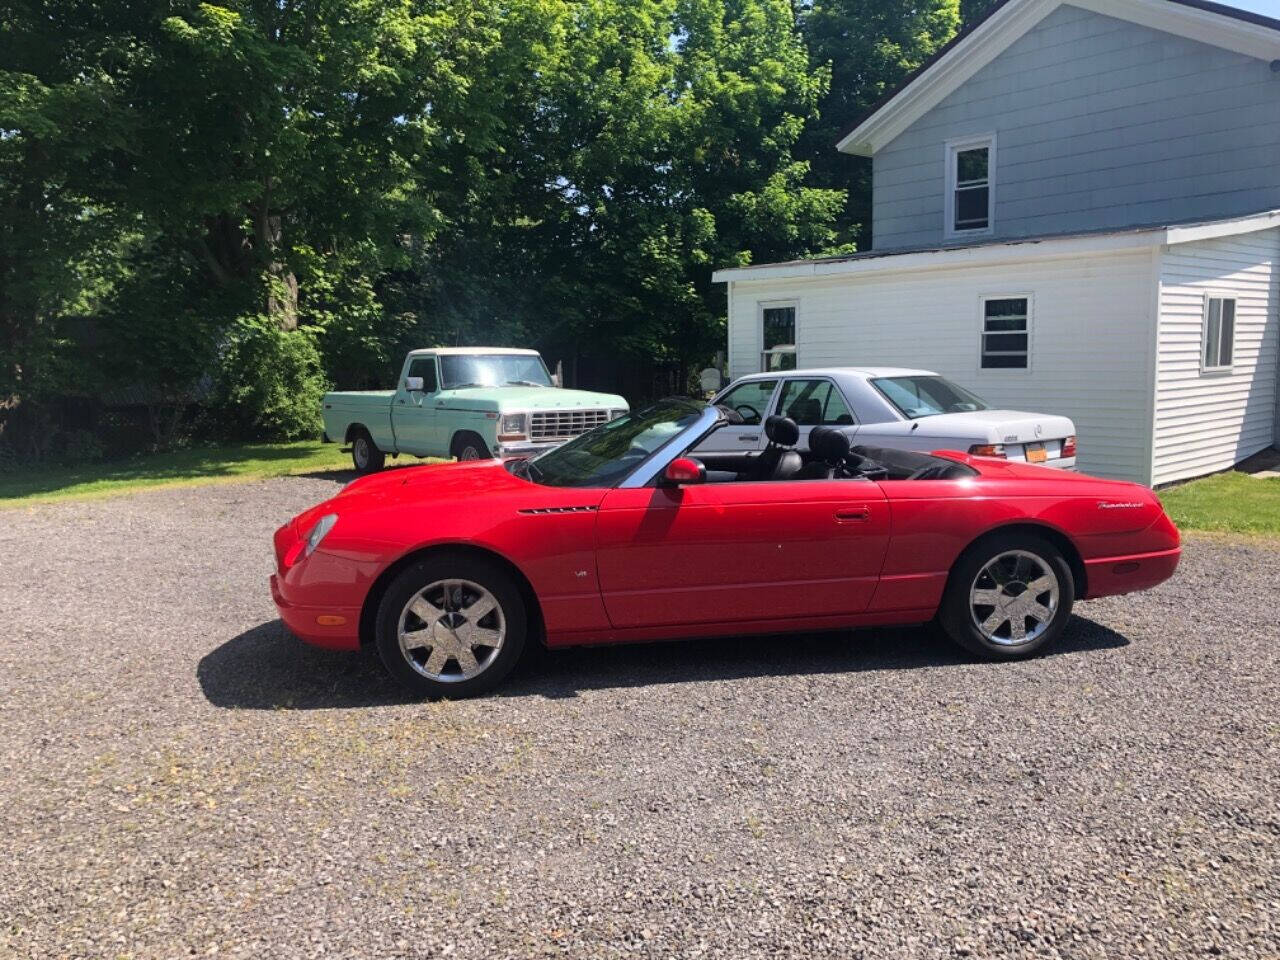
top-left (726, 249), bottom-right (1155, 482)
top-left (1152, 229), bottom-right (1279, 485)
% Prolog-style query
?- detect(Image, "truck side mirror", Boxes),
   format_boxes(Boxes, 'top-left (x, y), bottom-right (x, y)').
top-left (404, 376), bottom-right (424, 392)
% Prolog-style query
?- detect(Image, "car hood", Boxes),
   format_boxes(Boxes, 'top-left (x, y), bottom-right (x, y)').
top-left (907, 410), bottom-right (1075, 444)
top-left (433, 386), bottom-right (627, 413)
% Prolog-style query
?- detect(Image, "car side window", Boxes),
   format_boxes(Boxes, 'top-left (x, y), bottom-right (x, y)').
top-left (717, 380), bottom-right (777, 425)
top-left (776, 379), bottom-right (854, 426)
top-left (407, 357), bottom-right (438, 393)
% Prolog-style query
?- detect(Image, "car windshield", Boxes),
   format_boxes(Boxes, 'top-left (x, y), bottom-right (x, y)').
top-left (871, 375), bottom-right (990, 419)
top-left (519, 398), bottom-right (705, 488)
top-left (438, 354), bottom-right (552, 389)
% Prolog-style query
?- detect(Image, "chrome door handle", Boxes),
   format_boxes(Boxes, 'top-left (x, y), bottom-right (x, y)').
top-left (738, 434), bottom-right (759, 441)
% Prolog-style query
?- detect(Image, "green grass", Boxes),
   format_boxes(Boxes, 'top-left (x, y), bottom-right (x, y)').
top-left (0, 441), bottom-right (355, 506)
top-left (1159, 470), bottom-right (1280, 535)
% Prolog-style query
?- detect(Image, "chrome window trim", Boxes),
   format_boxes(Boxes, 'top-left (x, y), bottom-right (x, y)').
top-left (618, 406), bottom-right (723, 489)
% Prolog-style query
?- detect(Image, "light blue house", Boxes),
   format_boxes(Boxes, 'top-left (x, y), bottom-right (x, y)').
top-left (716, 0), bottom-right (1280, 484)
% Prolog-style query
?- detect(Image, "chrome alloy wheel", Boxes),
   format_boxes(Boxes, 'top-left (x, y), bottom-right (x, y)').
top-left (969, 549), bottom-right (1060, 646)
top-left (458, 444), bottom-right (482, 461)
top-left (397, 579), bottom-right (506, 682)
top-left (353, 436), bottom-right (370, 469)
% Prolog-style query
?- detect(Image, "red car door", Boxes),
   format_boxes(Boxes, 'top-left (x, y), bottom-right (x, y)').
top-left (594, 479), bottom-right (890, 629)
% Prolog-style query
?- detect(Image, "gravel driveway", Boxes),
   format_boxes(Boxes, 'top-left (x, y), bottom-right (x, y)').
top-left (2, 476), bottom-right (1278, 959)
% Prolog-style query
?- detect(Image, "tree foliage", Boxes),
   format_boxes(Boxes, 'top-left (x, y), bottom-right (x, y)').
top-left (0, 0), bottom-right (961, 459)
top-left (797, 0), bottom-right (960, 248)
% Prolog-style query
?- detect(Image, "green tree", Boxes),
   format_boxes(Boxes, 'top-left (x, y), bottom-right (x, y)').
top-left (418, 0), bottom-right (845, 388)
top-left (962, 0), bottom-right (1002, 27)
top-left (0, 7), bottom-right (132, 457)
top-left (796, 0), bottom-right (960, 249)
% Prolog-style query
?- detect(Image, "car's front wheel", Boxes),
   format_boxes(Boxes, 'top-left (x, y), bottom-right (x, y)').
top-left (939, 533), bottom-right (1075, 659)
top-left (374, 554), bottom-right (527, 698)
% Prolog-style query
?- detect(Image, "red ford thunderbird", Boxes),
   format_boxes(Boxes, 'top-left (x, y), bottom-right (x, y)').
top-left (271, 398), bottom-right (1180, 698)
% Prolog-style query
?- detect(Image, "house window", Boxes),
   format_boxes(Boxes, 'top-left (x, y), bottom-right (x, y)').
top-left (946, 135), bottom-right (995, 237)
top-left (1202, 296), bottom-right (1236, 372)
top-left (760, 302), bottom-right (797, 372)
top-left (980, 296), bottom-right (1029, 369)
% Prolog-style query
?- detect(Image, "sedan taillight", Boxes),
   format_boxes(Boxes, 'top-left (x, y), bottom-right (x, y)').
top-left (968, 443), bottom-right (1006, 458)
top-left (1062, 435), bottom-right (1077, 458)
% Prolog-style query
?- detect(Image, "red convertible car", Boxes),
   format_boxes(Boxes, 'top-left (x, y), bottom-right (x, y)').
top-left (271, 398), bottom-right (1180, 698)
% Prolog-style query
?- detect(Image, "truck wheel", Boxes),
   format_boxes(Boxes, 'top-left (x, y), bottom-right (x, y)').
top-left (350, 428), bottom-right (385, 474)
top-left (451, 432), bottom-right (491, 462)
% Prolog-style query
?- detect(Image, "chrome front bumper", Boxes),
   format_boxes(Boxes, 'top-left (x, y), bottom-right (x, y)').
top-left (494, 439), bottom-right (565, 458)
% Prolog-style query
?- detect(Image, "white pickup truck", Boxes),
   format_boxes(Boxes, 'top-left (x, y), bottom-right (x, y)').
top-left (321, 347), bottom-right (628, 473)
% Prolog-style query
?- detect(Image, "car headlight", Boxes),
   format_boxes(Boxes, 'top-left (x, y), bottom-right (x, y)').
top-left (608, 408), bottom-right (627, 421)
top-left (500, 413), bottom-right (527, 436)
top-left (305, 514), bottom-right (338, 557)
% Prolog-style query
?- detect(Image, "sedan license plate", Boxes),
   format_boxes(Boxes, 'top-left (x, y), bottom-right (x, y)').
top-left (1025, 443), bottom-right (1048, 463)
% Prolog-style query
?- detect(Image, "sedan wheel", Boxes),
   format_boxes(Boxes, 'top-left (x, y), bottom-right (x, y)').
top-left (375, 555), bottom-right (527, 698)
top-left (939, 533), bottom-right (1074, 660)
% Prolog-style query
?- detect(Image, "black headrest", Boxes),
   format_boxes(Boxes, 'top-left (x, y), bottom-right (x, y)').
top-left (809, 426), bottom-right (851, 462)
top-left (764, 415), bottom-right (800, 446)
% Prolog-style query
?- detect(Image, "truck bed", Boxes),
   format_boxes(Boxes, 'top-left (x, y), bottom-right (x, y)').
top-left (322, 391), bottom-right (397, 448)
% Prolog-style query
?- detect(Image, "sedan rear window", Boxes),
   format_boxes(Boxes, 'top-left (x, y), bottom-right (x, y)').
top-left (871, 376), bottom-right (990, 420)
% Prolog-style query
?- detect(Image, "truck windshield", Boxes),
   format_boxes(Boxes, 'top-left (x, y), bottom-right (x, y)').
top-left (517, 398), bottom-right (704, 488)
top-left (870, 376), bottom-right (990, 419)
top-left (439, 354), bottom-right (553, 389)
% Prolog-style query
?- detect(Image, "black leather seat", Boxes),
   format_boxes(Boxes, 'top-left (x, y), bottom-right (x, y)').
top-left (745, 415), bottom-right (803, 481)
top-left (797, 426), bottom-right (852, 479)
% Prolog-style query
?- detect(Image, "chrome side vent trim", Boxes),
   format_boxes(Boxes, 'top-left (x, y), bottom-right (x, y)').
top-left (518, 505), bottom-right (599, 515)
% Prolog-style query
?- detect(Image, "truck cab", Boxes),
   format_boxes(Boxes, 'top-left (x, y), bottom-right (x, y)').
top-left (322, 348), bottom-right (629, 473)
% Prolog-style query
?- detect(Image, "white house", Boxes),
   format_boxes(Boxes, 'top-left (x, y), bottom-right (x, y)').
top-left (714, 0), bottom-right (1280, 485)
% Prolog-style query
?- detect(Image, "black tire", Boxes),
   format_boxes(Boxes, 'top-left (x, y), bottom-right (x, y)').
top-left (938, 532), bottom-right (1075, 660)
top-left (451, 431), bottom-right (492, 462)
top-left (374, 554), bottom-right (527, 699)
top-left (350, 427), bottom-right (385, 474)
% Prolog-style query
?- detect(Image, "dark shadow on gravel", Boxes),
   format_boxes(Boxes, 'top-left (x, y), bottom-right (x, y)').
top-left (198, 615), bottom-right (1130, 710)
top-left (198, 621), bottom-right (412, 710)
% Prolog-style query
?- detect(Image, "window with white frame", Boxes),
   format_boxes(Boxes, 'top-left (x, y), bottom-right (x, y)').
top-left (980, 296), bottom-right (1029, 369)
top-left (946, 135), bottom-right (994, 237)
top-left (1202, 295), bottom-right (1236, 372)
top-left (760, 302), bottom-right (797, 372)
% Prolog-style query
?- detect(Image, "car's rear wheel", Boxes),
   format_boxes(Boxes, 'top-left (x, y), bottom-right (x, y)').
top-left (451, 431), bottom-right (491, 462)
top-left (939, 533), bottom-right (1074, 659)
top-left (374, 555), bottom-right (526, 699)
top-left (351, 428), bottom-right (385, 474)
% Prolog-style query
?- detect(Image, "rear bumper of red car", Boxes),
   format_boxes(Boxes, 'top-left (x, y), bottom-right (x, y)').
top-left (1082, 546), bottom-right (1181, 599)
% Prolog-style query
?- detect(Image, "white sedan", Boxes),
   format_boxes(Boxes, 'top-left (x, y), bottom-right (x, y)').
top-left (698, 367), bottom-right (1076, 469)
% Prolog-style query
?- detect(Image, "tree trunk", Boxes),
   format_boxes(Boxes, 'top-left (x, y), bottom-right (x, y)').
top-left (255, 187), bottom-right (298, 331)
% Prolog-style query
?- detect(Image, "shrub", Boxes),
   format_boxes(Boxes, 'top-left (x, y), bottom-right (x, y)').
top-left (209, 316), bottom-right (329, 440)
